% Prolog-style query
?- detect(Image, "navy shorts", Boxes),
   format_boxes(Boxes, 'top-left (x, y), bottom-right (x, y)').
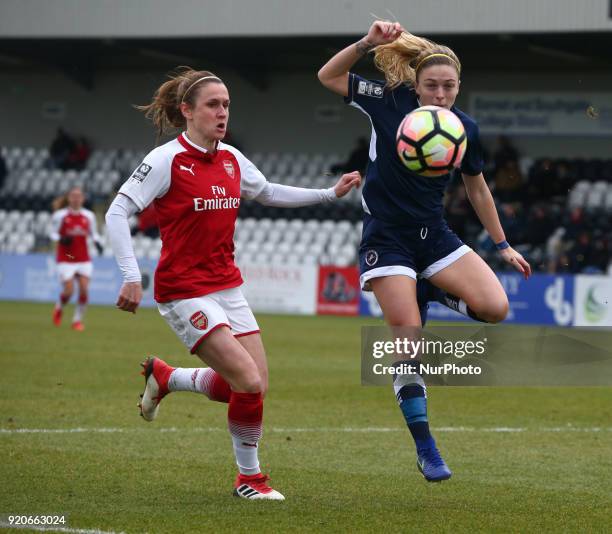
top-left (359, 215), bottom-right (471, 291)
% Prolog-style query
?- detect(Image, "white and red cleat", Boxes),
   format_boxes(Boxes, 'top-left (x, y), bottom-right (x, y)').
top-left (233, 473), bottom-right (285, 501)
top-left (71, 321), bottom-right (85, 331)
top-left (53, 307), bottom-right (62, 327)
top-left (138, 356), bottom-right (174, 422)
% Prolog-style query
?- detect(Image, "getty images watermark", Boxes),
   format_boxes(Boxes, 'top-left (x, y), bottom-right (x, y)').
top-left (361, 326), bottom-right (612, 386)
top-left (371, 336), bottom-right (487, 377)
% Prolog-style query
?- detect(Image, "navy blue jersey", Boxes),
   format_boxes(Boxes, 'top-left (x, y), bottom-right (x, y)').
top-left (345, 73), bottom-right (484, 226)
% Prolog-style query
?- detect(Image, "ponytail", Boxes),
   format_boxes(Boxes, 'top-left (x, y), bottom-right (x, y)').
top-left (135, 66), bottom-right (223, 140)
top-left (373, 32), bottom-right (461, 89)
top-left (52, 193), bottom-right (68, 211)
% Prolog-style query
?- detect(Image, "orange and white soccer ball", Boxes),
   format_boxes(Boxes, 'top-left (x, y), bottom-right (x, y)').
top-left (396, 106), bottom-right (467, 177)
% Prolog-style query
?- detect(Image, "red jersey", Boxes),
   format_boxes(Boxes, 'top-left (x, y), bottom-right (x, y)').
top-left (50, 208), bottom-right (99, 263)
top-left (119, 133), bottom-right (267, 303)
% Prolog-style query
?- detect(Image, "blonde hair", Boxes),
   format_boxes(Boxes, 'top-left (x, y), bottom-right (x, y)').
top-left (373, 31), bottom-right (461, 89)
top-left (136, 66), bottom-right (224, 139)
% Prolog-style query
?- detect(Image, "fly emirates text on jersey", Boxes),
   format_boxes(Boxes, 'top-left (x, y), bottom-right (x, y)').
top-left (193, 186), bottom-right (240, 211)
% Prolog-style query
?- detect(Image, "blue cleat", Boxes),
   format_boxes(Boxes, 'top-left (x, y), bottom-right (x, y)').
top-left (417, 445), bottom-right (452, 482)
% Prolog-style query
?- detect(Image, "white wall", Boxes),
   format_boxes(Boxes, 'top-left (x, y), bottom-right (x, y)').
top-left (1, 0), bottom-right (611, 37)
top-left (1, 66), bottom-right (612, 159)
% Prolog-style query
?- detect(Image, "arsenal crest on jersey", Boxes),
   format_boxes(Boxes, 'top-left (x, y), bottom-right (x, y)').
top-left (222, 160), bottom-right (235, 179)
top-left (189, 310), bottom-right (208, 331)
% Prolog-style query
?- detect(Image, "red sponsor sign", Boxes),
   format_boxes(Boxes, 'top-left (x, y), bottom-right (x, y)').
top-left (189, 310), bottom-right (208, 330)
top-left (317, 266), bottom-right (360, 316)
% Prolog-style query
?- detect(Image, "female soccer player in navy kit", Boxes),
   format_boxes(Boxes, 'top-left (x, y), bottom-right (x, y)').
top-left (105, 67), bottom-right (361, 500)
top-left (318, 21), bottom-right (531, 481)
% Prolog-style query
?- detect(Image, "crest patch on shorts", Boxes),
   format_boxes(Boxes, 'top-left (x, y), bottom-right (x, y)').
top-left (189, 311), bottom-right (208, 331)
top-left (365, 250), bottom-right (379, 267)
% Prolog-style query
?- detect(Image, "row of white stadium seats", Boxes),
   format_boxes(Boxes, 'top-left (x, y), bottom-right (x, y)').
top-left (0, 211), bottom-right (363, 265)
top-left (1, 147), bottom-right (341, 165)
top-left (236, 251), bottom-right (355, 267)
top-left (3, 170), bottom-right (347, 190)
top-left (2, 168), bottom-right (361, 204)
top-left (568, 181), bottom-right (612, 210)
top-left (1, 147), bottom-right (49, 159)
top-left (2, 146), bottom-right (346, 176)
top-left (0, 210), bottom-right (52, 222)
top-left (237, 217), bottom-right (362, 233)
top-left (0, 211), bottom-right (362, 235)
top-left (12, 169), bottom-right (120, 182)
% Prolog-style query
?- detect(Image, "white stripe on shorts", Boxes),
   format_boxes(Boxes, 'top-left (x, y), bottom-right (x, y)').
top-left (360, 265), bottom-right (417, 291)
top-left (421, 244), bottom-right (472, 279)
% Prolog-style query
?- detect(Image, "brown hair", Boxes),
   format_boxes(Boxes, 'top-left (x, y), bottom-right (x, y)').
top-left (373, 32), bottom-right (461, 89)
top-left (136, 66), bottom-right (224, 139)
top-left (52, 186), bottom-right (83, 211)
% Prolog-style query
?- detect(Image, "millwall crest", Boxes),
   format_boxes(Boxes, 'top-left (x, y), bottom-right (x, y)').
top-left (223, 160), bottom-right (235, 179)
top-left (365, 250), bottom-right (379, 267)
top-left (189, 311), bottom-right (208, 331)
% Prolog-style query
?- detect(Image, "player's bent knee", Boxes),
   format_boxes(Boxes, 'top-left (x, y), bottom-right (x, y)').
top-left (233, 372), bottom-right (263, 394)
top-left (386, 317), bottom-right (422, 328)
top-left (489, 298), bottom-right (509, 323)
top-left (472, 297), bottom-right (508, 323)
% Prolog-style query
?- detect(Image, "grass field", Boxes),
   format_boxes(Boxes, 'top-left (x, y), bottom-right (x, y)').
top-left (1, 301), bottom-right (611, 533)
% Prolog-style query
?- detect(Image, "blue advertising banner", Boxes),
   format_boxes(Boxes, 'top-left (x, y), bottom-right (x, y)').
top-left (360, 273), bottom-right (575, 326)
top-left (0, 255), bottom-right (582, 326)
top-left (0, 253), bottom-right (159, 308)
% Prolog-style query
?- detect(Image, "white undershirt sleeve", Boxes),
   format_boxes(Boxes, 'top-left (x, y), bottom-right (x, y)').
top-left (254, 182), bottom-right (337, 207)
top-left (105, 193), bottom-right (142, 283)
top-left (84, 209), bottom-right (103, 245)
top-left (49, 210), bottom-right (63, 241)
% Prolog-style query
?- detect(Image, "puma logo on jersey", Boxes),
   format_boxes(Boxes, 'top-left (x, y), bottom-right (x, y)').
top-left (180, 163), bottom-right (195, 175)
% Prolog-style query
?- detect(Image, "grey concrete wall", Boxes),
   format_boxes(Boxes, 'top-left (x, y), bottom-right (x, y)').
top-left (1, 66), bottom-right (611, 159)
top-left (1, 0), bottom-right (611, 38)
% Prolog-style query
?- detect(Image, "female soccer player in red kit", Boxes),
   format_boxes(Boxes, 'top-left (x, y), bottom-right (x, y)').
top-left (105, 67), bottom-right (361, 500)
top-left (50, 186), bottom-right (103, 331)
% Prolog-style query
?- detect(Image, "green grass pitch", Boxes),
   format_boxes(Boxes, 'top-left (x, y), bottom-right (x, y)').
top-left (1, 301), bottom-right (611, 533)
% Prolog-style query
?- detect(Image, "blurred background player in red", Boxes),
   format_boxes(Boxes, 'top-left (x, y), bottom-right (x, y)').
top-left (50, 186), bottom-right (104, 331)
top-left (105, 67), bottom-right (361, 500)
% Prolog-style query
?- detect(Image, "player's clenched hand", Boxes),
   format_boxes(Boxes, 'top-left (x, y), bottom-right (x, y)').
top-left (334, 171), bottom-right (362, 198)
top-left (365, 21), bottom-right (404, 46)
top-left (499, 247), bottom-right (532, 280)
top-left (116, 281), bottom-right (143, 313)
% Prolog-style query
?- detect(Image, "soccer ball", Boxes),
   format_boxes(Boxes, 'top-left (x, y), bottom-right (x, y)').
top-left (396, 105), bottom-right (467, 177)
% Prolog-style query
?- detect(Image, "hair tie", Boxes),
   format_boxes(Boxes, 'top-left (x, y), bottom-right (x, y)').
top-left (414, 53), bottom-right (460, 73)
top-left (181, 76), bottom-right (222, 104)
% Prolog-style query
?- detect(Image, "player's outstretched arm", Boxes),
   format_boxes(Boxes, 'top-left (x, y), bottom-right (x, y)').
top-left (317, 21), bottom-right (404, 96)
top-left (462, 172), bottom-right (532, 279)
top-left (254, 172), bottom-right (361, 207)
top-left (105, 193), bottom-right (144, 313)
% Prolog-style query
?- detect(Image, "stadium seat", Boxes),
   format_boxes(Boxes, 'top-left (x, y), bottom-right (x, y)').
top-left (288, 219), bottom-right (304, 231)
top-left (586, 190), bottom-right (603, 209)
